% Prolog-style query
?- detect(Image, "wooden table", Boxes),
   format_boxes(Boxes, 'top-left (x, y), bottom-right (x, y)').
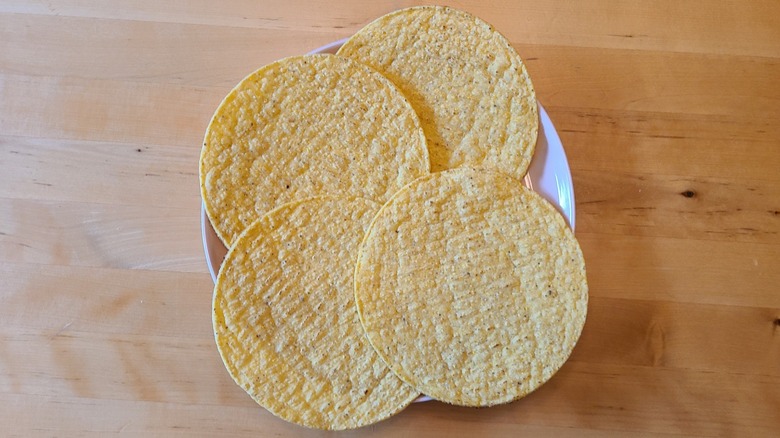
top-left (2, 1), bottom-right (778, 436)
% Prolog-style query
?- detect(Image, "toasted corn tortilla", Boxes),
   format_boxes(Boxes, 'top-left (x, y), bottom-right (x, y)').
top-left (354, 167), bottom-right (587, 407)
top-left (214, 196), bottom-right (419, 430)
top-left (339, 6), bottom-right (538, 176)
top-left (200, 54), bottom-right (429, 246)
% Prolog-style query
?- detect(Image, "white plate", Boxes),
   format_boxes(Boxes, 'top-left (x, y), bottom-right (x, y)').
top-left (200, 40), bottom-right (576, 403)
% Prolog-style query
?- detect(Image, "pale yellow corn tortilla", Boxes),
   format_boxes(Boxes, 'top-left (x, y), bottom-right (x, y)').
top-left (200, 54), bottom-right (429, 247)
top-left (213, 196), bottom-right (419, 430)
top-left (354, 167), bottom-right (587, 407)
top-left (339, 6), bottom-right (538, 176)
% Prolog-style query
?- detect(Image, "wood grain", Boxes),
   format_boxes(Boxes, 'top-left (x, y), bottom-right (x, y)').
top-left (575, 170), bottom-right (780, 243)
top-left (0, 0), bottom-right (778, 436)
top-left (556, 108), bottom-right (780, 181)
top-left (580, 234), bottom-right (780, 308)
top-left (2, 0), bottom-right (779, 57)
top-left (0, 199), bottom-right (204, 271)
top-left (0, 136), bottom-right (200, 206)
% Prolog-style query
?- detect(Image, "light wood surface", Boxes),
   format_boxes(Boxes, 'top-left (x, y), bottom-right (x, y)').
top-left (1, 1), bottom-right (778, 436)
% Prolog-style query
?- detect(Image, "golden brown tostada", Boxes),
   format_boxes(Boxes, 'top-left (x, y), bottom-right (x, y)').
top-left (200, 54), bottom-right (429, 247)
top-left (213, 196), bottom-right (419, 430)
top-left (354, 167), bottom-right (587, 407)
top-left (338, 6), bottom-right (538, 176)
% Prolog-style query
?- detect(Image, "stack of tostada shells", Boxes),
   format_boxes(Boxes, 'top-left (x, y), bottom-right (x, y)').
top-left (200, 6), bottom-right (587, 430)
